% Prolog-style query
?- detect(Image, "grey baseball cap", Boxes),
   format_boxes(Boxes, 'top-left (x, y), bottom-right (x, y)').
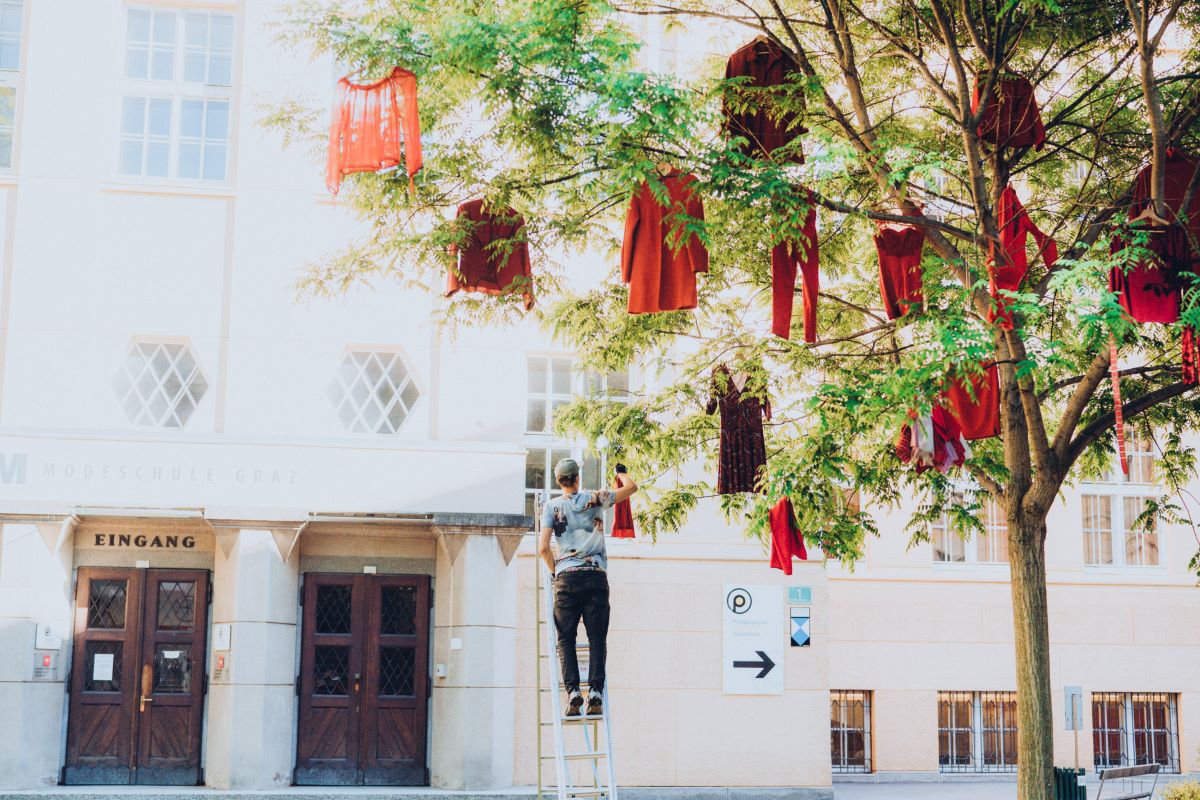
top-left (554, 458), bottom-right (580, 482)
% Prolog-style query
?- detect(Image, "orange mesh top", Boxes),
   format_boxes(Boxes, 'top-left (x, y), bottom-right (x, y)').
top-left (326, 66), bottom-right (422, 195)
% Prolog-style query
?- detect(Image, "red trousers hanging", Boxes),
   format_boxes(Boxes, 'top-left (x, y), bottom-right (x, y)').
top-left (875, 223), bottom-right (924, 319)
top-left (768, 496), bottom-right (807, 574)
top-left (772, 192), bottom-right (819, 341)
top-left (943, 364), bottom-right (1000, 440)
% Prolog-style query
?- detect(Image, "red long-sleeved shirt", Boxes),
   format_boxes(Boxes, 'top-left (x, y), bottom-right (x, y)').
top-left (446, 199), bottom-right (534, 310)
top-left (326, 67), bottom-right (422, 195)
top-left (622, 173), bottom-right (709, 314)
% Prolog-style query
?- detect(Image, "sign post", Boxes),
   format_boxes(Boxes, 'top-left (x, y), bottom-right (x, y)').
top-left (1064, 685), bottom-right (1083, 772)
top-left (722, 585), bottom-right (784, 695)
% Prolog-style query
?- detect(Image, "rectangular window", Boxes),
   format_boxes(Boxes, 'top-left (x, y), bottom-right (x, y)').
top-left (0, 0), bottom-right (21, 170)
top-left (1082, 494), bottom-right (1158, 567)
top-left (1092, 693), bottom-right (1179, 773)
top-left (932, 497), bottom-right (965, 563)
top-left (118, 7), bottom-right (235, 183)
top-left (0, 0), bottom-right (21, 71)
top-left (524, 358), bottom-right (629, 519)
top-left (830, 690), bottom-right (871, 773)
top-left (938, 691), bottom-right (1018, 773)
top-left (976, 496), bottom-right (1008, 563)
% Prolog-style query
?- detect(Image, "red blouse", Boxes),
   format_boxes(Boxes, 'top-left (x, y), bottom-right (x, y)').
top-left (326, 67), bottom-right (422, 195)
top-left (622, 173), bottom-right (709, 314)
top-left (875, 223), bottom-right (925, 320)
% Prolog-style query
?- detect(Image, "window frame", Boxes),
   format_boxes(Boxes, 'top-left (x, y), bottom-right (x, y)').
top-left (0, 0), bottom-right (24, 172)
top-left (931, 489), bottom-right (1010, 566)
top-left (830, 690), bottom-right (872, 774)
top-left (116, 5), bottom-right (236, 186)
top-left (1079, 489), bottom-right (1161, 569)
top-left (938, 690), bottom-right (1019, 773)
top-left (328, 347), bottom-right (423, 437)
top-left (1091, 692), bottom-right (1180, 774)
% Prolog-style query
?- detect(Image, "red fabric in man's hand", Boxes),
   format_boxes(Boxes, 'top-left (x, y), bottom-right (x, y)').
top-left (769, 496), bottom-right (807, 575)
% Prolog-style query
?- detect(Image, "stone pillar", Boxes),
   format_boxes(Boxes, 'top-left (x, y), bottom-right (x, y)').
top-left (204, 526), bottom-right (300, 789)
top-left (429, 519), bottom-right (526, 790)
top-left (0, 519), bottom-right (75, 789)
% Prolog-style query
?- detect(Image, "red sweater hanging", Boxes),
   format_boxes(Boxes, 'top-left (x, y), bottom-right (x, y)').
top-left (768, 496), bottom-right (807, 575)
top-left (446, 199), bottom-right (534, 310)
top-left (989, 184), bottom-right (1058, 328)
top-left (875, 222), bottom-right (924, 319)
top-left (1109, 222), bottom-right (1187, 324)
top-left (943, 364), bottom-right (1000, 440)
top-left (622, 173), bottom-right (709, 314)
top-left (611, 470), bottom-right (635, 539)
top-left (972, 74), bottom-right (1046, 151)
top-left (326, 67), bottom-right (422, 195)
top-left (724, 38), bottom-right (807, 163)
top-left (772, 191), bottom-right (820, 341)
top-left (706, 366), bottom-right (771, 494)
top-left (1129, 148), bottom-right (1200, 243)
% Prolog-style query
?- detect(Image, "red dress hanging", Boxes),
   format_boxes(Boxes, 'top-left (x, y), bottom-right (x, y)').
top-left (706, 366), bottom-right (771, 494)
top-left (1109, 222), bottom-right (1187, 324)
top-left (326, 67), bottom-right (422, 195)
top-left (724, 38), bottom-right (807, 163)
top-left (772, 190), bottom-right (819, 341)
top-left (943, 364), bottom-right (1000, 441)
top-left (989, 184), bottom-right (1058, 327)
top-left (446, 199), bottom-right (535, 310)
top-left (622, 173), bottom-right (709, 314)
top-left (972, 74), bottom-right (1046, 151)
top-left (611, 470), bottom-right (635, 539)
top-left (875, 222), bottom-right (924, 319)
top-left (768, 496), bottom-right (807, 575)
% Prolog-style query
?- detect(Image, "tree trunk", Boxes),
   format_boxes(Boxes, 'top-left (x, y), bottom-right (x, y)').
top-left (1009, 515), bottom-right (1055, 800)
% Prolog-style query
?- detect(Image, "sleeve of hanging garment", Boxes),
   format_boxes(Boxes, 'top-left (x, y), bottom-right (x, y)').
top-left (517, 219), bottom-right (535, 311)
top-left (687, 187), bottom-right (710, 274)
top-left (325, 82), bottom-right (348, 195)
top-left (621, 190), bottom-right (641, 283)
top-left (1025, 213), bottom-right (1058, 269)
top-left (396, 69), bottom-right (422, 180)
top-left (800, 201), bottom-right (820, 344)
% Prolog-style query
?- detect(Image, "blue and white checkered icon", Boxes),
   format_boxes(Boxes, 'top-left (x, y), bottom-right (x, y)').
top-left (791, 615), bottom-right (810, 647)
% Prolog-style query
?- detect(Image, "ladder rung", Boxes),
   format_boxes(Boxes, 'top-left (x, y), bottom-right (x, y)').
top-left (566, 791), bottom-right (609, 798)
top-left (539, 751), bottom-right (607, 761)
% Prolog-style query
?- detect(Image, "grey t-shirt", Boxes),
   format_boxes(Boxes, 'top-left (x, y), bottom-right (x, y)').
top-left (542, 489), bottom-right (616, 574)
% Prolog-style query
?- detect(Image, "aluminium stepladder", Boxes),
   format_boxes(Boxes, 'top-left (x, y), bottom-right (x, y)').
top-left (535, 493), bottom-right (619, 800)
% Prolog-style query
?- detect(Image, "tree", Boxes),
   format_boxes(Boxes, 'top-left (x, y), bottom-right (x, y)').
top-left (273, 1), bottom-right (1200, 797)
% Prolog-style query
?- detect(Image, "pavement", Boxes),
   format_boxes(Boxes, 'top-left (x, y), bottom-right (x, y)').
top-left (834, 784), bottom-right (1017, 799)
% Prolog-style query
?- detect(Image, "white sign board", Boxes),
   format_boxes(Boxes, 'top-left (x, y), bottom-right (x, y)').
top-left (92, 653), bottom-right (114, 682)
top-left (722, 584), bottom-right (784, 695)
top-left (1064, 685), bottom-right (1083, 730)
top-left (35, 623), bottom-right (62, 650)
top-left (212, 623), bottom-right (232, 651)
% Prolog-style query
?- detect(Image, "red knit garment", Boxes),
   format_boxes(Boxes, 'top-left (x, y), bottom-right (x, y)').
top-left (989, 184), bottom-right (1058, 327)
top-left (768, 496), bottom-right (807, 575)
top-left (446, 199), bottom-right (534, 310)
top-left (875, 223), bottom-right (925, 319)
top-left (326, 67), bottom-right (422, 195)
top-left (622, 173), bottom-right (710, 314)
top-left (972, 74), bottom-right (1046, 151)
top-left (724, 38), bottom-right (807, 163)
top-left (611, 475), bottom-right (635, 539)
top-left (943, 364), bottom-right (1000, 440)
top-left (772, 191), bottom-right (819, 341)
top-left (1108, 223), bottom-right (1186, 324)
top-left (1129, 148), bottom-right (1200, 243)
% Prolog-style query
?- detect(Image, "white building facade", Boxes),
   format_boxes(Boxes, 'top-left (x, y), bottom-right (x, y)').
top-left (0, 1), bottom-right (1196, 795)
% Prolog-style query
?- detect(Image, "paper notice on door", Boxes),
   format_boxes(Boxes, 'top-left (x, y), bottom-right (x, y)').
top-left (163, 651), bottom-right (181, 659)
top-left (92, 653), bottom-right (114, 682)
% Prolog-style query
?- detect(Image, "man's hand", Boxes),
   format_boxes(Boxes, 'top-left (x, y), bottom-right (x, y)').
top-left (613, 471), bottom-right (638, 504)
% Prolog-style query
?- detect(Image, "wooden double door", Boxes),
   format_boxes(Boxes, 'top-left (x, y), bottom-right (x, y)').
top-left (296, 573), bottom-right (431, 786)
top-left (64, 568), bottom-right (209, 785)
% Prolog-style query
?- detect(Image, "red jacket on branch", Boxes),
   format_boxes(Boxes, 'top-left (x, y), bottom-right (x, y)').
top-left (621, 172), bottom-right (709, 314)
top-left (723, 37), bottom-right (807, 163)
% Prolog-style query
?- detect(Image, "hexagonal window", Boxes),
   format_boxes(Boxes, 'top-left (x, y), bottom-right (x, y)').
top-left (113, 341), bottom-right (209, 428)
top-left (328, 350), bottom-right (420, 434)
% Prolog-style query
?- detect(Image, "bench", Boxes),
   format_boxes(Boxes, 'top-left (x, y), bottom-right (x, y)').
top-left (1096, 764), bottom-right (1161, 800)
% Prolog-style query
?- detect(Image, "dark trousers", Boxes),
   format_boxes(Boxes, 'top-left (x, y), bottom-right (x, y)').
top-left (553, 569), bottom-right (610, 694)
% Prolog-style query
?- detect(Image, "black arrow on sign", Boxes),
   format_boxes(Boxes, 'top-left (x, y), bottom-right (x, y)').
top-left (732, 650), bottom-right (776, 679)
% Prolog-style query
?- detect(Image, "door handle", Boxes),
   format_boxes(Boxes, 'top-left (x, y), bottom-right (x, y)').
top-left (353, 673), bottom-right (361, 712)
top-left (139, 664), bottom-right (154, 713)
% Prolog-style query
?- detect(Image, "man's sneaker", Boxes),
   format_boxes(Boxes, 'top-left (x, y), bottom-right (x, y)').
top-left (586, 693), bottom-right (603, 717)
top-left (564, 690), bottom-right (584, 717)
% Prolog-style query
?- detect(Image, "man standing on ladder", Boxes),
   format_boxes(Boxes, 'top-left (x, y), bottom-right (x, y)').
top-left (539, 458), bottom-right (639, 718)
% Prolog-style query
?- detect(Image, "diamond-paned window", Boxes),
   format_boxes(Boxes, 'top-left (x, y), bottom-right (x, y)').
top-left (328, 350), bottom-right (420, 434)
top-left (88, 580), bottom-right (128, 630)
top-left (378, 646), bottom-right (415, 696)
top-left (313, 645), bottom-right (349, 695)
top-left (113, 341), bottom-right (208, 428)
top-left (315, 585), bottom-right (353, 634)
top-left (380, 586), bottom-right (417, 636)
top-left (84, 641), bottom-right (123, 692)
top-left (156, 581), bottom-right (195, 631)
